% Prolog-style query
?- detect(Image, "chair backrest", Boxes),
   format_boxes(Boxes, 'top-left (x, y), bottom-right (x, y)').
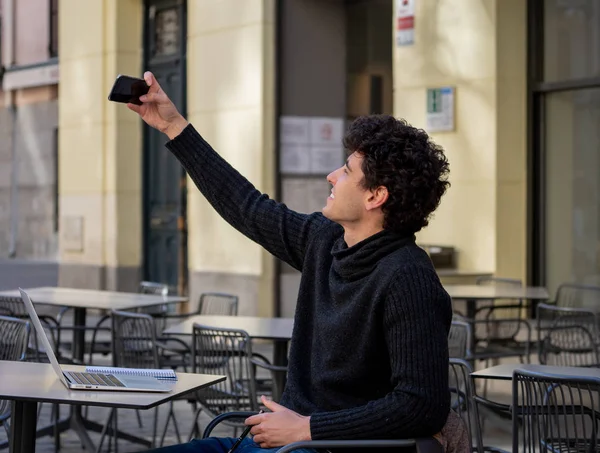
top-left (555, 283), bottom-right (600, 309)
top-left (0, 316), bottom-right (30, 421)
top-left (191, 324), bottom-right (258, 417)
top-left (111, 310), bottom-right (160, 368)
top-left (448, 320), bottom-right (471, 359)
top-left (0, 315), bottom-right (30, 361)
top-left (0, 296), bottom-right (26, 317)
top-left (448, 359), bottom-right (484, 453)
top-left (138, 281), bottom-right (174, 324)
top-left (139, 281), bottom-right (170, 296)
top-left (513, 368), bottom-right (600, 452)
top-left (0, 298), bottom-right (51, 362)
top-left (475, 277), bottom-right (524, 340)
top-left (197, 293), bottom-right (239, 316)
top-left (539, 324), bottom-right (600, 367)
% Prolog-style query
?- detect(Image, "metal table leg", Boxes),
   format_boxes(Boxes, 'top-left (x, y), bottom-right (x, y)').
top-left (10, 400), bottom-right (37, 453)
top-left (272, 340), bottom-right (289, 401)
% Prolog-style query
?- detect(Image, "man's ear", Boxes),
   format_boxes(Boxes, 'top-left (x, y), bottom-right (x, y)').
top-left (365, 186), bottom-right (388, 211)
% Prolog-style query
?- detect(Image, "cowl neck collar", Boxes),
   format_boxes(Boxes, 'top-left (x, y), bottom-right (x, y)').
top-left (331, 230), bottom-right (415, 279)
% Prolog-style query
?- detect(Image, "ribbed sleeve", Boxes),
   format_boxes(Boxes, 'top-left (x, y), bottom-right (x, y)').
top-left (165, 124), bottom-right (329, 270)
top-left (309, 265), bottom-right (450, 440)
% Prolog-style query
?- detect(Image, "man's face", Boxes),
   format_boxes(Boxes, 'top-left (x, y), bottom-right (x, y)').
top-left (322, 152), bottom-right (370, 225)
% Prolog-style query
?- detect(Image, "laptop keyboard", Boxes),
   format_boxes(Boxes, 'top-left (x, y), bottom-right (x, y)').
top-left (68, 371), bottom-right (126, 387)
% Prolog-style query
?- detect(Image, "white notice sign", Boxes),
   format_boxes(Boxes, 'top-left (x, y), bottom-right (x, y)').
top-left (396, 0), bottom-right (415, 46)
top-left (309, 118), bottom-right (343, 147)
top-left (280, 144), bottom-right (311, 174)
top-left (279, 116), bottom-right (344, 175)
top-left (280, 116), bottom-right (310, 145)
top-left (426, 87), bottom-right (455, 132)
top-left (310, 146), bottom-right (343, 174)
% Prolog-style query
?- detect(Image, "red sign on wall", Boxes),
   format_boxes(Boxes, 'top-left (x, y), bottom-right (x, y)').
top-left (396, 0), bottom-right (415, 46)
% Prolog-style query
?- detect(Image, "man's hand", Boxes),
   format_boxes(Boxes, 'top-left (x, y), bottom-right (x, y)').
top-left (127, 71), bottom-right (189, 140)
top-left (245, 395), bottom-right (311, 449)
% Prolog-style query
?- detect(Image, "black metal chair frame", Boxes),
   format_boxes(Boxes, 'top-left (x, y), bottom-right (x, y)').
top-left (199, 359), bottom-right (483, 453)
top-left (469, 277), bottom-right (532, 364)
top-left (187, 324), bottom-right (287, 440)
top-left (538, 323), bottom-right (600, 367)
top-left (512, 367), bottom-right (600, 453)
top-left (94, 310), bottom-right (190, 453)
top-left (202, 413), bottom-right (438, 453)
top-left (0, 315), bottom-right (31, 447)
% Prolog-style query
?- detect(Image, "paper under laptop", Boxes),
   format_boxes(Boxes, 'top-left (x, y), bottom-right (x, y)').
top-left (19, 288), bottom-right (174, 392)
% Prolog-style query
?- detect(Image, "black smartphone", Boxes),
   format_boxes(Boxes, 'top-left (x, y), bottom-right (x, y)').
top-left (108, 74), bottom-right (149, 105)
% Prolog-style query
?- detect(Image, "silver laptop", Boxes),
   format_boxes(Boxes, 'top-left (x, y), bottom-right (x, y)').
top-left (19, 288), bottom-right (174, 393)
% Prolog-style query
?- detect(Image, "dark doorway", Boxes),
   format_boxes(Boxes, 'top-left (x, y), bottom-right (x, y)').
top-left (143, 0), bottom-right (187, 292)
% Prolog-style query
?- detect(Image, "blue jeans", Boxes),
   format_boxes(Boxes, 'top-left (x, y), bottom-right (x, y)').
top-left (144, 437), bottom-right (320, 453)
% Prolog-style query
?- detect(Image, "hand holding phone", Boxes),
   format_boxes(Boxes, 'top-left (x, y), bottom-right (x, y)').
top-left (114, 71), bottom-right (188, 139)
top-left (108, 74), bottom-right (150, 105)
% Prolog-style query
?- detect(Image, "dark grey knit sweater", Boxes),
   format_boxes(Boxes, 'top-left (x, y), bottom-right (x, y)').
top-left (166, 124), bottom-right (452, 440)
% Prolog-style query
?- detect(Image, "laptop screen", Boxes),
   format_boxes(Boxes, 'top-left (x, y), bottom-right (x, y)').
top-left (19, 288), bottom-right (70, 387)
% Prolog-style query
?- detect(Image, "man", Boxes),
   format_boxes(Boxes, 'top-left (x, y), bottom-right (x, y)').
top-left (129, 71), bottom-right (452, 453)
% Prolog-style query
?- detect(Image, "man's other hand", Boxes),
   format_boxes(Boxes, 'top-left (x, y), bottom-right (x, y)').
top-left (245, 395), bottom-right (312, 448)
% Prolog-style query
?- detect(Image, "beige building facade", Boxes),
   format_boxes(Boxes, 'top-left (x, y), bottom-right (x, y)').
top-left (3, 0), bottom-right (595, 312)
top-left (54, 0), bottom-right (529, 316)
top-left (0, 0), bottom-right (59, 287)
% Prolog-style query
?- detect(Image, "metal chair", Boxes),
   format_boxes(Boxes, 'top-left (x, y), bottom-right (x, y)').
top-left (469, 277), bottom-right (532, 364)
top-left (87, 281), bottom-right (178, 364)
top-left (553, 283), bottom-right (600, 309)
top-left (449, 319), bottom-right (472, 359)
top-left (536, 283), bottom-right (600, 355)
top-left (187, 324), bottom-right (286, 438)
top-left (0, 316), bottom-right (30, 443)
top-left (448, 359), bottom-right (484, 453)
top-left (155, 292), bottom-right (240, 325)
top-left (197, 293), bottom-right (238, 316)
top-left (138, 281), bottom-right (174, 329)
top-left (96, 310), bottom-right (188, 452)
top-left (203, 413), bottom-right (441, 453)
top-left (0, 296), bottom-right (61, 362)
top-left (512, 367), bottom-right (600, 452)
top-left (200, 360), bottom-right (480, 453)
top-left (539, 324), bottom-right (600, 367)
top-left (188, 324), bottom-right (259, 438)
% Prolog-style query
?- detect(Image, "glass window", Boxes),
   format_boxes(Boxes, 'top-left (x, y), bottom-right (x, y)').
top-left (545, 88), bottom-right (600, 295)
top-left (544, 0), bottom-right (600, 82)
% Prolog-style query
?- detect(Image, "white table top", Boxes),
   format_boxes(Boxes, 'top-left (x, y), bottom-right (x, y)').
top-left (163, 315), bottom-right (294, 340)
top-left (472, 363), bottom-right (600, 381)
top-left (0, 287), bottom-right (187, 310)
top-left (444, 285), bottom-right (549, 300)
top-left (0, 361), bottom-right (224, 409)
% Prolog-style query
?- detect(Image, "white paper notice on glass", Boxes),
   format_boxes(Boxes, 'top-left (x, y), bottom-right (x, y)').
top-left (309, 117), bottom-right (344, 147)
top-left (280, 116), bottom-right (310, 145)
top-left (310, 146), bottom-right (343, 174)
top-left (280, 143), bottom-right (311, 174)
top-left (279, 116), bottom-right (344, 175)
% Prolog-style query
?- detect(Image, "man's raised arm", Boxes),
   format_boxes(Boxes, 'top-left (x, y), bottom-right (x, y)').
top-left (128, 71), bottom-right (329, 269)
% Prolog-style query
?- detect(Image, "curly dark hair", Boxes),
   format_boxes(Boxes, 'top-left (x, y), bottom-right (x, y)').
top-left (342, 115), bottom-right (450, 235)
